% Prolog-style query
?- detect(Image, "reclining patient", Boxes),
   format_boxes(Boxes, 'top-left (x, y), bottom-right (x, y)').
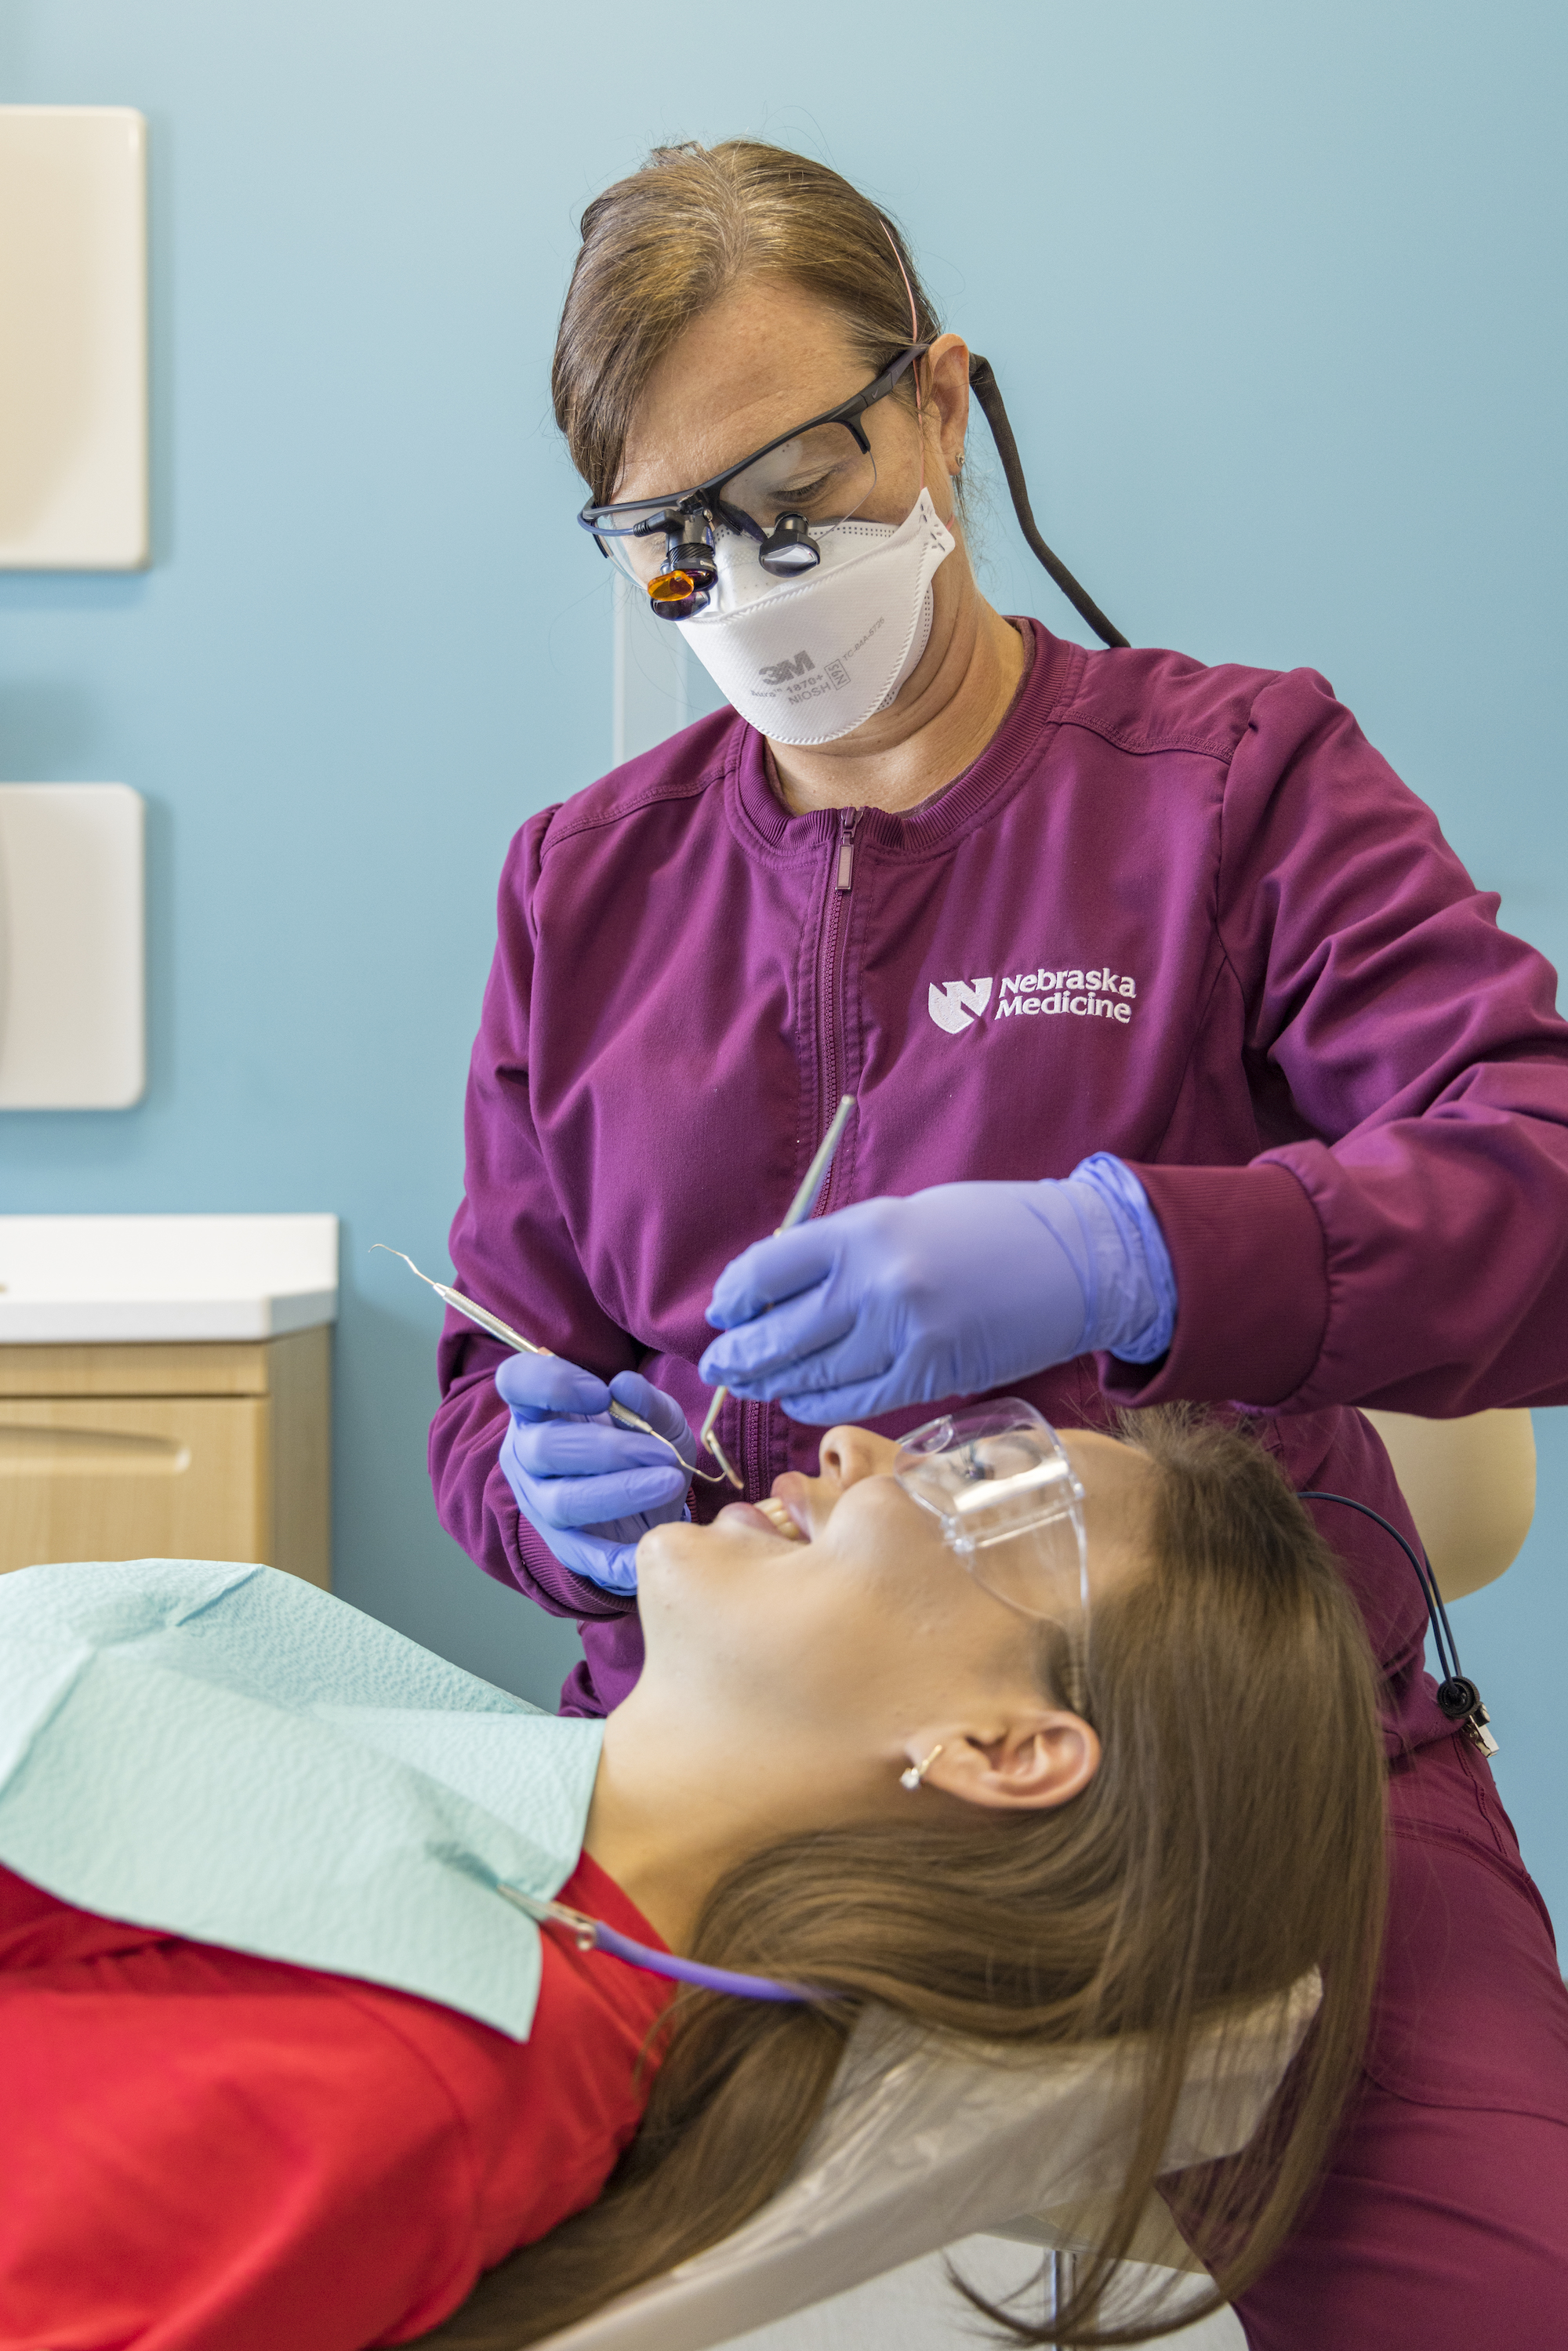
top-left (0, 1407), bottom-right (1385, 2351)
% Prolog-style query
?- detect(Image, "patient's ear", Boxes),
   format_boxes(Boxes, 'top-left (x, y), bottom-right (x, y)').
top-left (915, 1713), bottom-right (1100, 1812)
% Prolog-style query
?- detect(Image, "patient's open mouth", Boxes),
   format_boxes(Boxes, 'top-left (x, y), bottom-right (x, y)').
top-left (754, 1495), bottom-right (805, 1541)
top-left (714, 1497), bottom-right (806, 1543)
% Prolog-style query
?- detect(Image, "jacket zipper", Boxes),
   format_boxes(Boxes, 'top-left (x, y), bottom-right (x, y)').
top-left (836, 815), bottom-right (857, 893)
top-left (740, 808), bottom-right (859, 1500)
top-left (815, 808), bottom-right (858, 1221)
top-left (742, 1393), bottom-right (770, 1504)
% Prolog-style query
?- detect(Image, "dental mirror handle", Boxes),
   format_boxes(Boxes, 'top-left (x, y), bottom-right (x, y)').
top-left (372, 1246), bottom-right (665, 1445)
top-left (699, 1094), bottom-right (856, 1486)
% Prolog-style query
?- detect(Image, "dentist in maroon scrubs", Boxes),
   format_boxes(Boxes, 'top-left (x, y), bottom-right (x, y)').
top-left (431, 142), bottom-right (1568, 2344)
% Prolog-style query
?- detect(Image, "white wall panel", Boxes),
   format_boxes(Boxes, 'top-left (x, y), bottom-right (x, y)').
top-left (0, 106), bottom-right (148, 570)
top-left (0, 785), bottom-right (145, 1108)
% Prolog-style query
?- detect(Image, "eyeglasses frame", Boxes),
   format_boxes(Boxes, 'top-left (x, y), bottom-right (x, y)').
top-left (578, 341), bottom-right (934, 558)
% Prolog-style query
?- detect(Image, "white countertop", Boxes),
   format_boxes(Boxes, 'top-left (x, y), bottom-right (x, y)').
top-left (0, 1214), bottom-right (339, 1343)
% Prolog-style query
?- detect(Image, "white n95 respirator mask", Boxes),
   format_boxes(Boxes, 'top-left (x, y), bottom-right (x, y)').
top-left (676, 489), bottom-right (956, 746)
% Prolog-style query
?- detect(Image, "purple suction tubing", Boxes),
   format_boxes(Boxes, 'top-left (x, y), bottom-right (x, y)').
top-left (590, 1917), bottom-right (819, 2003)
top-left (499, 1884), bottom-right (819, 2005)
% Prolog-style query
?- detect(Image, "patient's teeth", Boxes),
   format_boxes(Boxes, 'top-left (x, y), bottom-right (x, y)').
top-left (756, 1496), bottom-right (805, 1542)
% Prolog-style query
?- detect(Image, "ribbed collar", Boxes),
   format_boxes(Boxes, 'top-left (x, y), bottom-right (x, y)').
top-left (729, 619), bottom-right (1081, 863)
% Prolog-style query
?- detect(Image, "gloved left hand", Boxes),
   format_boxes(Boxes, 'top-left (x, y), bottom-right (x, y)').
top-left (698, 1157), bottom-right (1174, 1424)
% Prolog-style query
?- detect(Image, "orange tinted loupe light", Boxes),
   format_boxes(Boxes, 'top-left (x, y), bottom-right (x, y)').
top-left (648, 567), bottom-right (702, 619)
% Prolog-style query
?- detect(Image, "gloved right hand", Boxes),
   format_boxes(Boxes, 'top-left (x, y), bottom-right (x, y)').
top-left (495, 1355), bottom-right (694, 1596)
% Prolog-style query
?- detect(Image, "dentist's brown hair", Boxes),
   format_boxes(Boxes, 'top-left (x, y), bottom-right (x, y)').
top-left (419, 1410), bottom-right (1386, 2347)
top-left (552, 139), bottom-right (942, 506)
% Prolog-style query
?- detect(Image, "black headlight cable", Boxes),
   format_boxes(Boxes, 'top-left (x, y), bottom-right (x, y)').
top-left (1298, 1489), bottom-right (1498, 1758)
top-left (967, 355), bottom-right (1130, 651)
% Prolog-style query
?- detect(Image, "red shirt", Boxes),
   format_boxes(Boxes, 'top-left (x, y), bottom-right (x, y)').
top-left (0, 1855), bottom-right (673, 2349)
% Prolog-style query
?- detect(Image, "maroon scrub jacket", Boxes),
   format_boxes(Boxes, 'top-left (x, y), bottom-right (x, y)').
top-left (433, 619), bottom-right (1568, 1733)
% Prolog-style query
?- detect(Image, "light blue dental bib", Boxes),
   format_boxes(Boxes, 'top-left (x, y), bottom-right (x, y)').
top-left (0, 1559), bottom-right (604, 2038)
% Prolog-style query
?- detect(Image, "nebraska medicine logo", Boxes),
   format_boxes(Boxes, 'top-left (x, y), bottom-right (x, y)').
top-left (928, 964), bottom-right (1138, 1036)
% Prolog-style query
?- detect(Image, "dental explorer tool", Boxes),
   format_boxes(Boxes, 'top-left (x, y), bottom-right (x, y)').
top-left (699, 1092), bottom-right (857, 1489)
top-left (372, 1246), bottom-right (727, 1482)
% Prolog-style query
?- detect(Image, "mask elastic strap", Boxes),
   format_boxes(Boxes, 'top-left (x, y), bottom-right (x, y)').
top-left (879, 219), bottom-right (927, 499)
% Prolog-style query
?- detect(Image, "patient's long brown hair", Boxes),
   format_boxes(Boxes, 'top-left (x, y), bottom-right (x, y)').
top-left (418, 1413), bottom-right (1386, 2347)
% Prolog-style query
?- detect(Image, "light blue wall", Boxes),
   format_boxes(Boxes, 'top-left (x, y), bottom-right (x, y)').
top-left (4, 3), bottom-right (1566, 1911)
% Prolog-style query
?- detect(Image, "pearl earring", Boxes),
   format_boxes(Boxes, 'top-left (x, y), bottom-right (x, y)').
top-left (899, 1744), bottom-right (944, 1790)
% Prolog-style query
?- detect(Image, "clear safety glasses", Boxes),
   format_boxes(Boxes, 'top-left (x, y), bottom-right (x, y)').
top-left (894, 1400), bottom-right (1090, 1631)
top-left (578, 343), bottom-right (930, 619)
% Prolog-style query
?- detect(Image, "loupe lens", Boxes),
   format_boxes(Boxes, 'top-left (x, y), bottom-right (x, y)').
top-left (758, 513), bottom-right (819, 577)
top-left (648, 570), bottom-right (703, 619)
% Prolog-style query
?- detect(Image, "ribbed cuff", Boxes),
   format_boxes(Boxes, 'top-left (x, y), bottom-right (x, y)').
top-left (1097, 1159), bottom-right (1328, 1409)
top-left (502, 1478), bottom-right (637, 1621)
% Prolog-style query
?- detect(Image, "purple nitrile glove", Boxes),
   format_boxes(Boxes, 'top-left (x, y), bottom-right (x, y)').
top-left (496, 1355), bottom-right (695, 1595)
top-left (699, 1154), bottom-right (1176, 1424)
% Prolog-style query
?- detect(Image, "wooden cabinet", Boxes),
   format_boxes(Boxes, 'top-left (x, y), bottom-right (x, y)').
top-left (0, 1326), bottom-right (331, 1586)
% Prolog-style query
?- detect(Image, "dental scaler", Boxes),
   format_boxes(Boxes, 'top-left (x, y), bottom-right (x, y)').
top-left (699, 1093), bottom-right (856, 1488)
